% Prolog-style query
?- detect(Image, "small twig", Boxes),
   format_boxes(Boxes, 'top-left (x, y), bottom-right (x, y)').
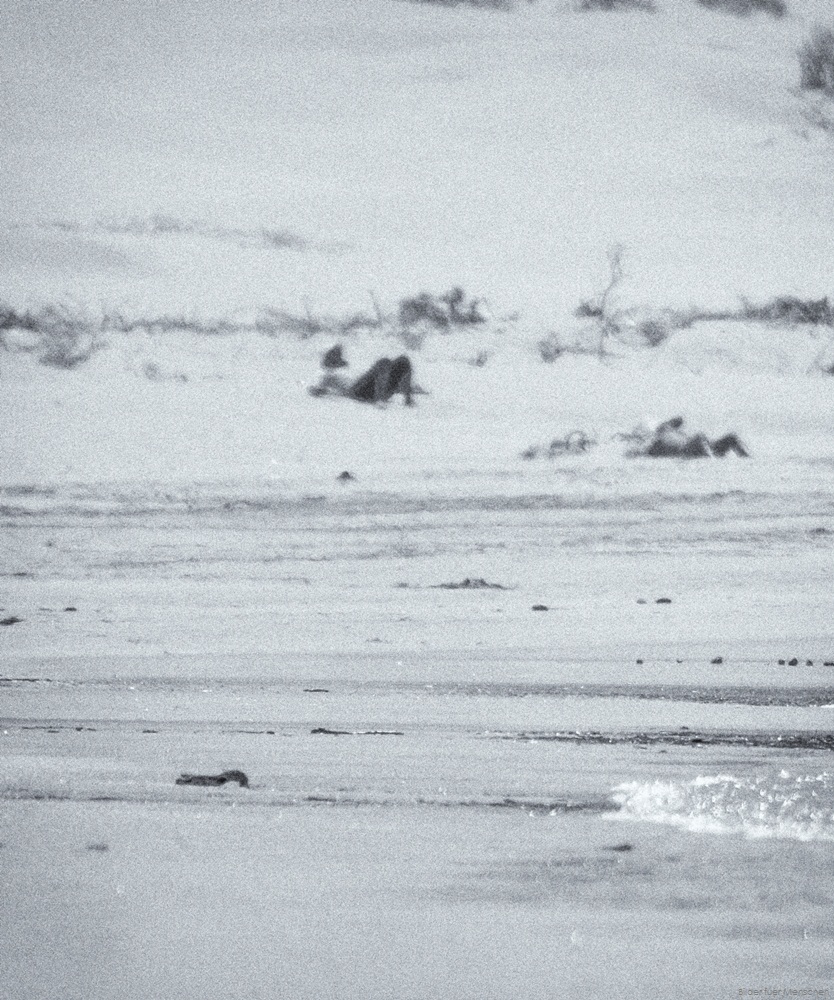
top-left (302, 298), bottom-right (315, 329)
top-left (369, 290), bottom-right (384, 326)
top-left (597, 243), bottom-right (625, 357)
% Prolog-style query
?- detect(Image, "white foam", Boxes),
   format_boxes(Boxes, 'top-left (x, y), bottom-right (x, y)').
top-left (610, 770), bottom-right (834, 841)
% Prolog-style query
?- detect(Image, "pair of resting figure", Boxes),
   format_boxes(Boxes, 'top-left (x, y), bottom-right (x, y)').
top-left (630, 417), bottom-right (749, 458)
top-left (308, 349), bottom-right (749, 460)
top-left (308, 344), bottom-right (415, 405)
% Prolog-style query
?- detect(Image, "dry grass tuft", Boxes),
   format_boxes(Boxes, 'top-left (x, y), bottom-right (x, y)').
top-left (737, 296), bottom-right (833, 325)
top-left (0, 303), bottom-right (104, 368)
top-left (398, 288), bottom-right (487, 331)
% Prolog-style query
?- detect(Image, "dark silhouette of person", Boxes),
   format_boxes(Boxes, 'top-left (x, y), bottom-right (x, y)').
top-left (348, 356), bottom-right (414, 405)
top-left (641, 417), bottom-right (749, 458)
top-left (309, 347), bottom-right (415, 406)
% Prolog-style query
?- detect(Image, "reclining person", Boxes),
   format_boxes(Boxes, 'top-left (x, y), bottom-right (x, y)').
top-left (629, 417), bottom-right (749, 458)
top-left (309, 347), bottom-right (415, 406)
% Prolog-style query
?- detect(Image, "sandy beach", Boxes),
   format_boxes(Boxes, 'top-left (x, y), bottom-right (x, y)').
top-left (3, 0), bottom-right (834, 995)
top-left (3, 488), bottom-right (834, 998)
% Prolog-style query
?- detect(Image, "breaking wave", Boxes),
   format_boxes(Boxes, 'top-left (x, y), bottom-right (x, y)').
top-left (611, 770), bottom-right (834, 842)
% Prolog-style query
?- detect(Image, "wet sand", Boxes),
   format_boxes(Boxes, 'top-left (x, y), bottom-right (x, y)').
top-left (2, 486), bottom-right (834, 998)
top-left (1, 798), bottom-right (832, 1000)
top-left (2, 645), bottom-right (834, 999)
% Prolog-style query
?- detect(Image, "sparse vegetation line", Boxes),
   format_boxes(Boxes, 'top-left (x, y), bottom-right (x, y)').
top-left (2, 278), bottom-right (832, 374)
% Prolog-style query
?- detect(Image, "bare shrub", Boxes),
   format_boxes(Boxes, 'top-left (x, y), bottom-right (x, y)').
top-left (696, 0), bottom-right (786, 15)
top-left (0, 303), bottom-right (38, 335)
top-left (537, 329), bottom-right (605, 362)
top-left (36, 306), bottom-right (102, 368)
top-left (398, 288), bottom-right (487, 330)
top-left (398, 294), bottom-right (449, 329)
top-left (537, 333), bottom-right (565, 362)
top-left (582, 243), bottom-right (625, 358)
top-left (522, 430), bottom-right (598, 459)
top-left (103, 310), bottom-right (239, 337)
top-left (800, 28), bottom-right (834, 94)
top-left (636, 317), bottom-right (672, 347)
top-left (254, 302), bottom-right (385, 340)
top-left (398, 328), bottom-right (429, 351)
top-left (547, 430), bottom-right (598, 455)
top-left (613, 307), bottom-right (700, 349)
top-left (538, 247), bottom-right (626, 362)
top-left (575, 300), bottom-right (603, 319)
top-left (739, 296), bottom-right (833, 325)
top-left (0, 302), bottom-right (103, 368)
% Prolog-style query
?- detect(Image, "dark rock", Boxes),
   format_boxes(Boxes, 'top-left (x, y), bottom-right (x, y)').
top-left (778, 660), bottom-right (786, 665)
top-left (788, 658), bottom-right (799, 666)
top-left (176, 770), bottom-right (249, 788)
top-left (636, 599), bottom-right (647, 604)
top-left (711, 657), bottom-right (723, 664)
top-left (636, 659), bottom-right (644, 665)
top-left (806, 660), bottom-right (814, 666)
top-left (608, 843), bottom-right (634, 852)
top-left (304, 688), bottom-right (330, 693)
top-left (434, 578), bottom-right (508, 590)
top-left (655, 598), bottom-right (672, 604)
top-left (336, 471), bottom-right (355, 482)
top-left (0, 617), bottom-right (23, 626)
top-left (64, 606), bottom-right (77, 612)
top-left (531, 604), bottom-right (549, 611)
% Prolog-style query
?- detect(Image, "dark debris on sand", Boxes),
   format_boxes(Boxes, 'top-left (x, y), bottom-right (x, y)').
top-left (176, 770), bottom-right (250, 788)
top-left (495, 730), bottom-right (834, 751)
top-left (311, 727), bottom-right (404, 736)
